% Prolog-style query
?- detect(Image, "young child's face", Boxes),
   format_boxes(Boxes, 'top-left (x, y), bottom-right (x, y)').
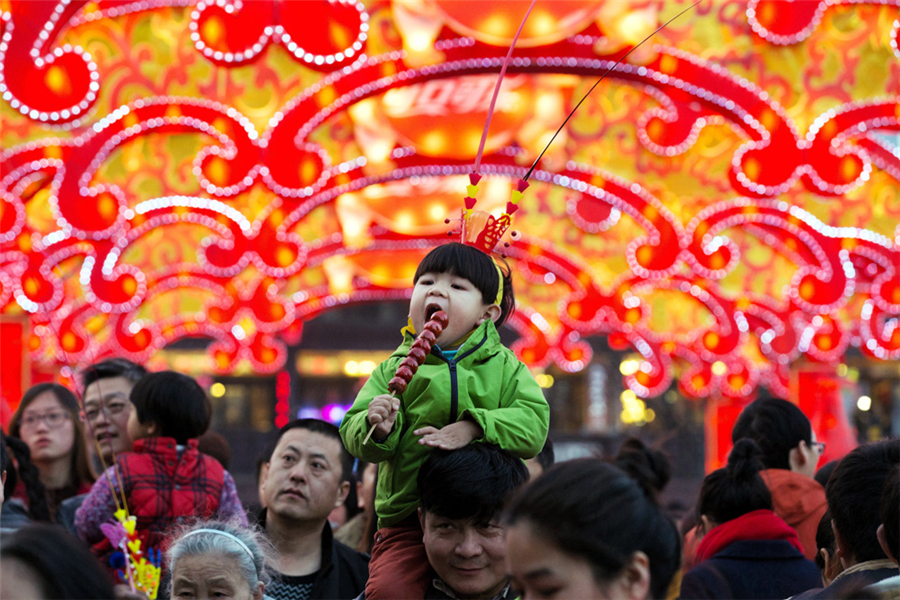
top-left (125, 408), bottom-right (155, 442)
top-left (410, 271), bottom-right (497, 348)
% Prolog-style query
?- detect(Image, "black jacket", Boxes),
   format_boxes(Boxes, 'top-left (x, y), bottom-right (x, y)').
top-left (258, 509), bottom-right (369, 600)
top-left (680, 539), bottom-right (821, 599)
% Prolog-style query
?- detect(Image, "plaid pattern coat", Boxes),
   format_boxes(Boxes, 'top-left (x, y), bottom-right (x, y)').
top-left (119, 437), bottom-right (225, 550)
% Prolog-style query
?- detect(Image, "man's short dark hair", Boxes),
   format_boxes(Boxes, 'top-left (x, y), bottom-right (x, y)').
top-left (535, 437), bottom-right (555, 472)
top-left (826, 439), bottom-right (900, 563)
top-left (130, 371), bottom-right (210, 444)
top-left (732, 397), bottom-right (812, 470)
top-left (272, 419), bottom-right (353, 481)
top-left (81, 358), bottom-right (147, 389)
top-left (418, 443), bottom-right (528, 525)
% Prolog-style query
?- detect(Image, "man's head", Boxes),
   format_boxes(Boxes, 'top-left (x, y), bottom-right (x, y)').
top-left (80, 358), bottom-right (147, 463)
top-left (262, 419), bottom-right (353, 526)
top-left (732, 397), bottom-right (821, 476)
top-left (827, 439), bottom-right (900, 568)
top-left (417, 444), bottom-right (528, 600)
top-left (877, 465), bottom-right (900, 567)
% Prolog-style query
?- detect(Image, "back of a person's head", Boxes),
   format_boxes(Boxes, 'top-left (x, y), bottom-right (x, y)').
top-left (0, 523), bottom-right (116, 598)
top-left (615, 437), bottom-right (671, 503)
top-left (505, 458), bottom-right (681, 599)
top-left (414, 242), bottom-right (515, 326)
top-left (273, 418), bottom-right (353, 481)
top-left (815, 459), bottom-right (840, 488)
top-left (731, 397), bottom-right (812, 470)
top-left (197, 429), bottom-right (233, 469)
top-left (130, 371), bottom-right (210, 444)
top-left (81, 357), bottom-right (147, 388)
top-left (534, 437), bottom-right (555, 472)
top-left (879, 465), bottom-right (899, 562)
top-left (815, 509), bottom-right (835, 572)
top-left (699, 438), bottom-right (773, 524)
top-left (418, 443), bottom-right (528, 524)
top-left (826, 439), bottom-right (900, 563)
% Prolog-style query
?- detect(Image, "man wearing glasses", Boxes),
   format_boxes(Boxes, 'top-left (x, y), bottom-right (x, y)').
top-left (79, 358), bottom-right (147, 468)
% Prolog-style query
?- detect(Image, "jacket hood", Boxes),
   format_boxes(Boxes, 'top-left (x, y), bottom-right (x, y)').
top-left (762, 468), bottom-right (827, 526)
top-left (393, 319), bottom-right (501, 364)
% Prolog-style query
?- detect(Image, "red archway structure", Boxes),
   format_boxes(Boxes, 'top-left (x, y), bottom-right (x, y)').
top-left (2, 1), bottom-right (898, 446)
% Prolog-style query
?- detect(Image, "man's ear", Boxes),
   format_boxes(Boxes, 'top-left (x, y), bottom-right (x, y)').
top-left (789, 441), bottom-right (808, 472)
top-left (698, 515), bottom-right (714, 539)
top-left (479, 304), bottom-right (502, 325)
top-left (877, 524), bottom-right (898, 566)
top-left (253, 582), bottom-right (265, 600)
top-left (832, 519), bottom-right (852, 569)
top-left (335, 480), bottom-right (350, 508)
top-left (418, 507), bottom-right (425, 529)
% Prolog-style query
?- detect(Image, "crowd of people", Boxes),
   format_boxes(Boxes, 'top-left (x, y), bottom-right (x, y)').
top-left (0, 243), bottom-right (898, 599)
top-left (1, 362), bottom-right (899, 600)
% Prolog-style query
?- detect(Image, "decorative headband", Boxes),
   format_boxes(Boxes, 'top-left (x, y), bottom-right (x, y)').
top-left (180, 528), bottom-right (256, 564)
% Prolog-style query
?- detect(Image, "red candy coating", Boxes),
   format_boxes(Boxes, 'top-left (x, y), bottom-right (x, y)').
top-left (395, 365), bottom-right (414, 382)
top-left (430, 311), bottom-right (449, 329)
top-left (399, 357), bottom-right (419, 375)
top-left (419, 329), bottom-right (436, 345)
top-left (409, 346), bottom-right (428, 364)
top-left (388, 377), bottom-right (407, 394)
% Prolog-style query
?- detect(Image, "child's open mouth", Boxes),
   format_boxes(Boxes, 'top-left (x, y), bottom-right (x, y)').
top-left (425, 303), bottom-right (443, 322)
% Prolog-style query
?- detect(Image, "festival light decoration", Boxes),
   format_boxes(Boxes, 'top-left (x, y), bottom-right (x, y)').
top-left (0, 0), bottom-right (898, 407)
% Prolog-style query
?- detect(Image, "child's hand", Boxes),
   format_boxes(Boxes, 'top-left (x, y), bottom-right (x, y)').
top-left (368, 394), bottom-right (399, 439)
top-left (414, 420), bottom-right (483, 450)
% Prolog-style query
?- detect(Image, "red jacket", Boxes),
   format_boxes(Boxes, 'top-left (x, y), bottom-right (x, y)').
top-left (761, 468), bottom-right (827, 561)
top-left (118, 437), bottom-right (224, 551)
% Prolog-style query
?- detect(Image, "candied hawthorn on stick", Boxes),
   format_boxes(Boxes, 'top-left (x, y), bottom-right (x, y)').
top-left (363, 311), bottom-right (448, 445)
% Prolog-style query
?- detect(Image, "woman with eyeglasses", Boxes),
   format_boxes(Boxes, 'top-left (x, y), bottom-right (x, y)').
top-left (8, 383), bottom-right (96, 525)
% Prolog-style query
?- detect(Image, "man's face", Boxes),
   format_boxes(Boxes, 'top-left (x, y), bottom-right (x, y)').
top-left (421, 510), bottom-right (509, 600)
top-left (82, 376), bottom-right (135, 463)
top-left (263, 429), bottom-right (349, 524)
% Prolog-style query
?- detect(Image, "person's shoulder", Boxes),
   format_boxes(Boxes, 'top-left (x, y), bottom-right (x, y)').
top-left (333, 538), bottom-right (370, 568)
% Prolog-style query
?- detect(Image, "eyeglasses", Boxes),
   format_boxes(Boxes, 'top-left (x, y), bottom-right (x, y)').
top-left (83, 400), bottom-right (129, 422)
top-left (19, 411), bottom-right (71, 430)
top-left (811, 441), bottom-right (826, 454)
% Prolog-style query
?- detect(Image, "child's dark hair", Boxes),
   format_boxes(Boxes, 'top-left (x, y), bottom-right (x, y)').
top-left (699, 438), bottom-right (773, 525)
top-left (129, 371), bottom-right (210, 444)
top-left (418, 443), bottom-right (528, 525)
top-left (415, 243), bottom-right (515, 326)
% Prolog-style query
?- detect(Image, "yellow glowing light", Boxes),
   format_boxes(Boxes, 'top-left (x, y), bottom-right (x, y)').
top-left (621, 389), bottom-right (637, 403)
top-left (619, 359), bottom-right (640, 376)
top-left (646, 409), bottom-right (656, 422)
top-left (857, 395), bottom-right (872, 411)
top-left (344, 361), bottom-right (360, 376)
top-left (711, 361), bottom-right (728, 376)
top-left (210, 383), bottom-right (226, 398)
top-left (359, 360), bottom-right (377, 376)
top-left (836, 364), bottom-right (848, 378)
top-left (535, 374), bottom-right (555, 388)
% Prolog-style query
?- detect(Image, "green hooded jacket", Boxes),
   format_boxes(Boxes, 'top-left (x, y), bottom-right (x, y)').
top-left (340, 319), bottom-right (550, 528)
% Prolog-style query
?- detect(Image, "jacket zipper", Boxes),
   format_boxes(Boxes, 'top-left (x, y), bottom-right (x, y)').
top-left (434, 331), bottom-right (488, 424)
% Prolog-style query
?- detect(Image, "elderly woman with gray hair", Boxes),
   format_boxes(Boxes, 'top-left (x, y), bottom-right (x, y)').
top-left (167, 520), bottom-right (272, 600)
